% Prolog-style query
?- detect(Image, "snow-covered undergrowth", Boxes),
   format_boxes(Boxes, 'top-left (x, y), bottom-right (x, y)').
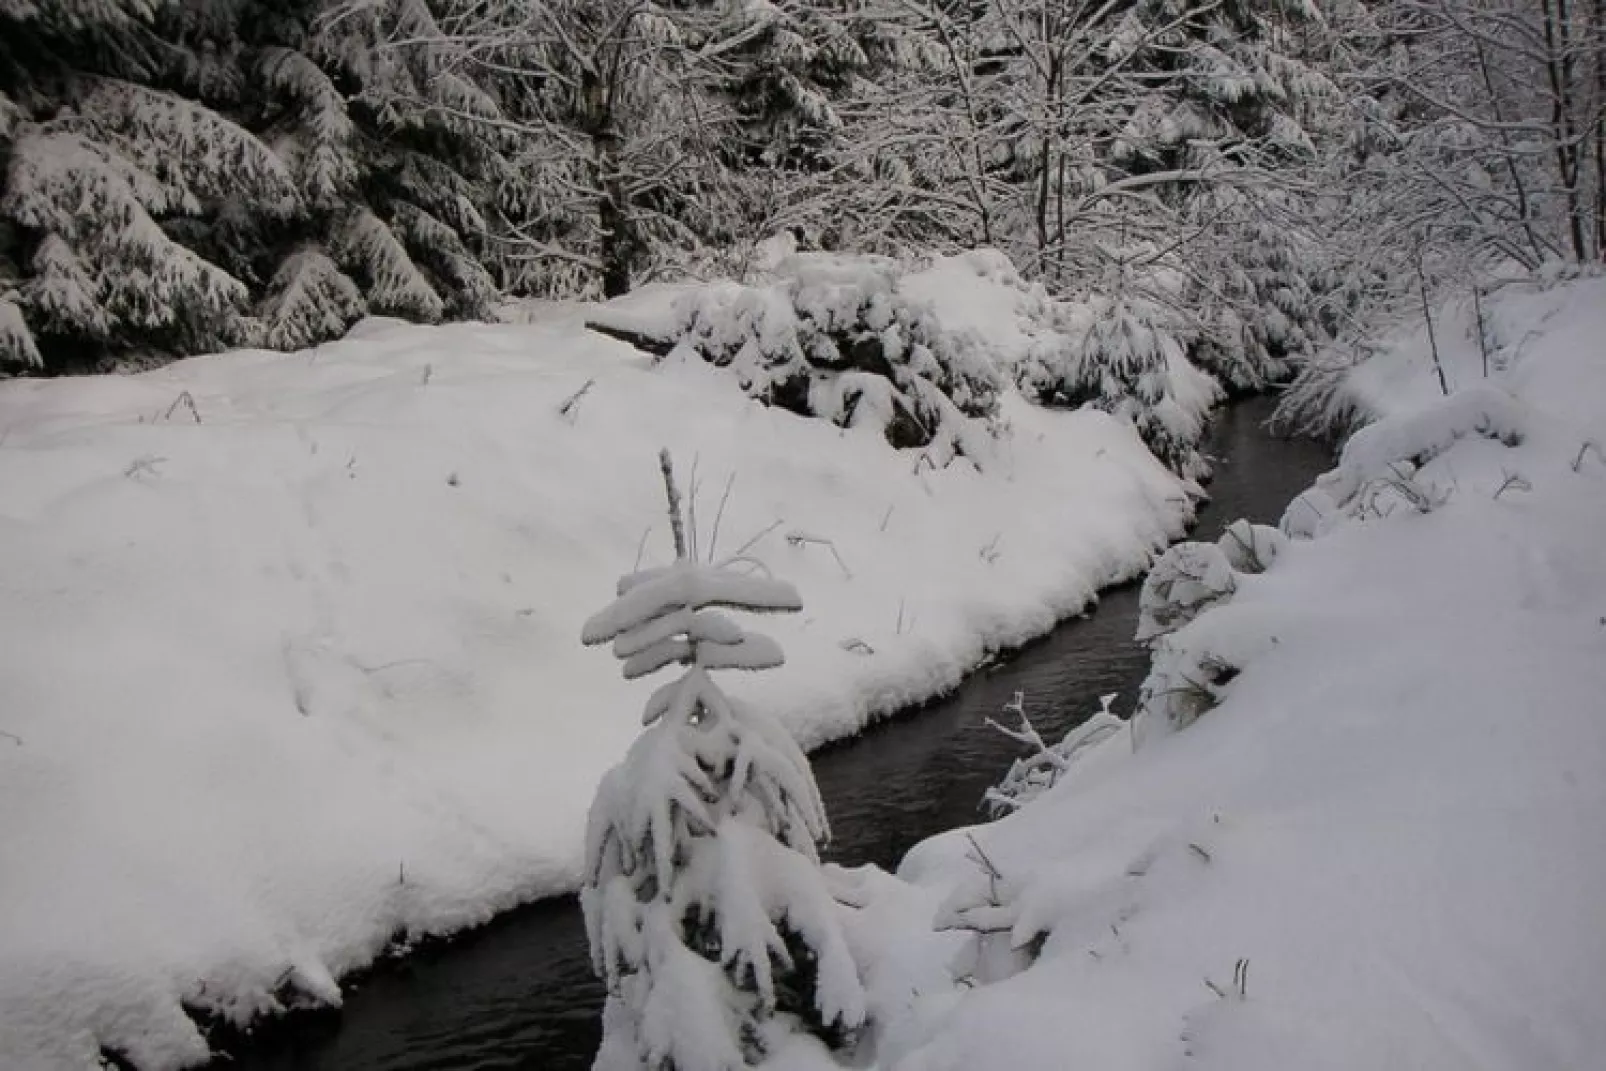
top-left (1277, 270), bottom-right (1606, 434)
top-left (590, 247), bottom-right (1222, 479)
top-left (0, 302), bottom-right (1191, 1066)
top-left (848, 276), bottom-right (1606, 1071)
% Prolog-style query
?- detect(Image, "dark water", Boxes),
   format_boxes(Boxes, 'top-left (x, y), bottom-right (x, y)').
top-left (218, 397), bottom-right (1332, 1071)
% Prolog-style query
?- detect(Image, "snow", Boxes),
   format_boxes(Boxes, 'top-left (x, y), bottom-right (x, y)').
top-left (1298, 274), bottom-right (1606, 430)
top-left (847, 275), bottom-right (1606, 1071)
top-left (0, 309), bottom-right (1190, 1066)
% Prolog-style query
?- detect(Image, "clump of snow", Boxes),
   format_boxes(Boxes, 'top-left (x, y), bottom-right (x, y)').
top-left (0, 305), bottom-right (1190, 1066)
top-left (841, 274), bottom-right (1606, 1071)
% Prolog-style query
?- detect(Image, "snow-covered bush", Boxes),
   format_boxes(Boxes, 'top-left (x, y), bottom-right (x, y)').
top-left (580, 452), bottom-right (866, 1071)
top-left (1214, 519), bottom-right (1287, 575)
top-left (1016, 288), bottom-right (1222, 481)
top-left (1281, 384), bottom-right (1528, 538)
top-left (900, 250), bottom-right (1226, 480)
top-left (1133, 520), bottom-right (1287, 735)
top-left (1135, 542), bottom-right (1237, 643)
top-left (669, 253), bottom-right (1003, 460)
top-left (1135, 634), bottom-right (1244, 735)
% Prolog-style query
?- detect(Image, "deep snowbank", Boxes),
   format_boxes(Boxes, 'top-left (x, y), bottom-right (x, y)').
top-left (857, 276), bottom-right (1606, 1071)
top-left (0, 307), bottom-right (1190, 1067)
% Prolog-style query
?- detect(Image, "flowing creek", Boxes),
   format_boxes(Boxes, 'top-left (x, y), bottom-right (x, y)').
top-left (217, 396), bottom-right (1333, 1071)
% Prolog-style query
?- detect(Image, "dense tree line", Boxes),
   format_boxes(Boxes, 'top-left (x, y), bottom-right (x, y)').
top-left (0, 0), bottom-right (1601, 388)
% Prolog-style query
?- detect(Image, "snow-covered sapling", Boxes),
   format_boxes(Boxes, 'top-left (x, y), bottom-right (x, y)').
top-left (580, 451), bottom-right (866, 1071)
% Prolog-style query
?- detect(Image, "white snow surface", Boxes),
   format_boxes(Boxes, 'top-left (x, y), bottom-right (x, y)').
top-left (851, 276), bottom-right (1606, 1071)
top-left (0, 312), bottom-right (1191, 1067)
top-left (1337, 273), bottom-right (1606, 426)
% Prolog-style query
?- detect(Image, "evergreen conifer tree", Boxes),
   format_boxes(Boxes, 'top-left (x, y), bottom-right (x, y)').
top-left (581, 452), bottom-right (866, 1071)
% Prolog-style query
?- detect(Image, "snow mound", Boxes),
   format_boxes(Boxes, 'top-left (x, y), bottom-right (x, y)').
top-left (0, 310), bottom-right (1189, 1067)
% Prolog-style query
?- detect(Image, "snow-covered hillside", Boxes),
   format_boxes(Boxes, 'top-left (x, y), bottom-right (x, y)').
top-left (0, 300), bottom-right (1191, 1067)
top-left (853, 275), bottom-right (1606, 1071)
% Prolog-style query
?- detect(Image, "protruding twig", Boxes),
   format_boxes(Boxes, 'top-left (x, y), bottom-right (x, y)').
top-left (557, 377), bottom-right (595, 421)
top-left (631, 525), bottom-right (653, 571)
top-left (984, 691), bottom-right (1069, 771)
top-left (163, 390), bottom-right (202, 424)
top-left (686, 456), bottom-right (702, 563)
top-left (728, 519), bottom-right (783, 560)
top-left (124, 454), bottom-right (166, 479)
top-left (785, 530), bottom-right (852, 579)
top-left (1472, 287), bottom-right (1490, 378)
top-left (1415, 245), bottom-right (1450, 398)
top-left (707, 472), bottom-right (737, 562)
top-left (658, 449), bottom-right (687, 561)
top-left (1493, 470), bottom-right (1531, 500)
top-left (963, 832), bottom-right (1004, 905)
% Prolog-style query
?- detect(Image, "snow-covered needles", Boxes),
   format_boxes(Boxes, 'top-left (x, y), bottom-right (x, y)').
top-left (578, 451), bottom-right (866, 1071)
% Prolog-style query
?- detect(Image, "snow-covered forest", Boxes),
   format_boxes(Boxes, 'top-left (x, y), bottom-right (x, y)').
top-left (3, 0), bottom-right (1603, 386)
top-left (2, 0), bottom-right (1605, 1069)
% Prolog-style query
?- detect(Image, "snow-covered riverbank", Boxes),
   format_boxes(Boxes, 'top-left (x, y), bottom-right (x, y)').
top-left (0, 289), bottom-right (1193, 1067)
top-left (854, 276), bottom-right (1606, 1071)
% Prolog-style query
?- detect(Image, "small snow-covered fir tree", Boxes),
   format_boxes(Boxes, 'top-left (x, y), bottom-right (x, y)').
top-left (1024, 279), bottom-right (1222, 481)
top-left (581, 451), bottom-right (866, 1071)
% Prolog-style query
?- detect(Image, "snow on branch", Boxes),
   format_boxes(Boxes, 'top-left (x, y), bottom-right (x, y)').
top-left (74, 78), bottom-right (301, 217)
top-left (0, 296), bottom-right (42, 369)
top-left (335, 209), bottom-right (445, 322)
top-left (254, 249), bottom-right (365, 351)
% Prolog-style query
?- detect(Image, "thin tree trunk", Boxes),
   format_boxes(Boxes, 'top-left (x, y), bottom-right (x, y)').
top-left (596, 133), bottom-right (635, 298)
top-left (1416, 246), bottom-right (1450, 398)
top-left (1594, 0), bottom-right (1606, 257)
top-left (1541, 0), bottom-right (1588, 259)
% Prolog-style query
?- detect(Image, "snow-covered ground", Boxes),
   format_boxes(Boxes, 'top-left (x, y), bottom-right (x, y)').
top-left (0, 287), bottom-right (1193, 1066)
top-left (852, 275), bottom-right (1606, 1071)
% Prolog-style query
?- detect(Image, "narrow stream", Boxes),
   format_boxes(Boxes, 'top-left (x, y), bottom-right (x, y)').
top-left (217, 397), bottom-right (1332, 1071)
